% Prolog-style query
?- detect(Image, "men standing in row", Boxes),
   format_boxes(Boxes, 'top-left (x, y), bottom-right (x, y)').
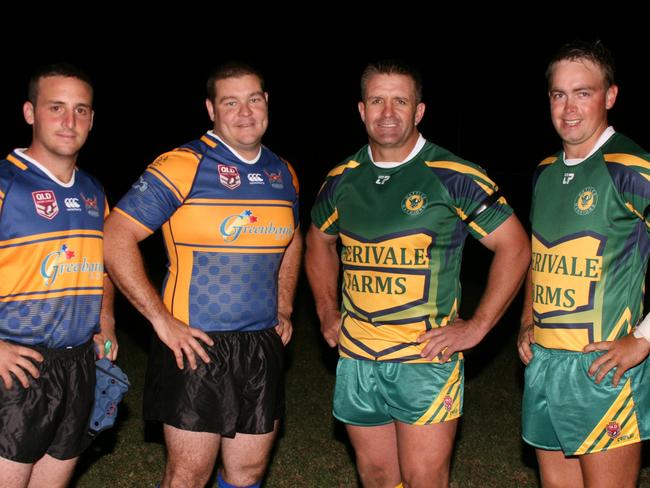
top-left (307, 60), bottom-right (530, 488)
top-left (518, 41), bottom-right (650, 487)
top-left (0, 64), bottom-right (117, 488)
top-left (104, 62), bottom-right (302, 488)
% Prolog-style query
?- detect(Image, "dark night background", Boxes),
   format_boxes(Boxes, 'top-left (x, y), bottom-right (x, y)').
top-left (2, 26), bottom-right (649, 226)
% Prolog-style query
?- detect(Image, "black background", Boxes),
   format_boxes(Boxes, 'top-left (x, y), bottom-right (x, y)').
top-left (2, 22), bottom-right (649, 225)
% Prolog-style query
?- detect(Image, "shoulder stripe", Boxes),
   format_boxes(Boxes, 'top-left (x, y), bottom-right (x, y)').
top-left (540, 156), bottom-right (557, 166)
top-left (200, 135), bottom-right (217, 148)
top-left (6, 154), bottom-right (27, 170)
top-left (605, 153), bottom-right (650, 171)
top-left (282, 158), bottom-right (300, 194)
top-left (319, 209), bottom-right (338, 233)
top-left (426, 160), bottom-right (496, 194)
top-left (327, 161), bottom-right (360, 177)
top-left (147, 167), bottom-right (184, 202)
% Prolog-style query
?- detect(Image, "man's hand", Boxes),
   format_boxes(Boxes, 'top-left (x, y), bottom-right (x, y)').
top-left (93, 315), bottom-right (118, 361)
top-left (584, 334), bottom-right (650, 386)
top-left (417, 318), bottom-right (488, 362)
top-left (275, 311), bottom-right (293, 345)
top-left (0, 340), bottom-right (44, 389)
top-left (517, 323), bottom-right (535, 365)
top-left (153, 316), bottom-right (215, 370)
top-left (320, 309), bottom-right (342, 348)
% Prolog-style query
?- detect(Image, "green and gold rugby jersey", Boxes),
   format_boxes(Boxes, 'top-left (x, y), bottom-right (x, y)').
top-left (311, 138), bottom-right (512, 363)
top-left (531, 132), bottom-right (650, 351)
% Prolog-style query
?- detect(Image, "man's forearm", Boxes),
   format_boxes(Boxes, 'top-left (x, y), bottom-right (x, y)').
top-left (278, 229), bottom-right (303, 316)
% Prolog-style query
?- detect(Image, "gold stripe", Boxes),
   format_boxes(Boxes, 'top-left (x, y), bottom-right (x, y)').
top-left (184, 198), bottom-right (292, 206)
top-left (146, 168), bottom-right (183, 202)
top-left (605, 153), bottom-right (650, 171)
top-left (6, 154), bottom-right (27, 170)
top-left (591, 394), bottom-right (636, 453)
top-left (426, 160), bottom-right (496, 192)
top-left (574, 379), bottom-right (633, 455)
top-left (0, 229), bottom-right (103, 247)
top-left (414, 361), bottom-right (461, 425)
top-left (327, 161), bottom-right (360, 177)
top-left (606, 308), bottom-right (632, 342)
top-left (200, 135), bottom-right (217, 147)
top-left (319, 209), bottom-right (338, 232)
top-left (540, 157), bottom-right (557, 166)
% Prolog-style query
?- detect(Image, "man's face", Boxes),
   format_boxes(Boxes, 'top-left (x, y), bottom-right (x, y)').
top-left (23, 76), bottom-right (94, 160)
top-left (549, 59), bottom-right (617, 158)
top-left (206, 74), bottom-right (268, 158)
top-left (358, 73), bottom-right (424, 150)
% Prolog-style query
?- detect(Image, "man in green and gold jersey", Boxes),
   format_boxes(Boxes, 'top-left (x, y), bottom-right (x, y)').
top-left (306, 59), bottom-right (530, 488)
top-left (518, 40), bottom-right (650, 488)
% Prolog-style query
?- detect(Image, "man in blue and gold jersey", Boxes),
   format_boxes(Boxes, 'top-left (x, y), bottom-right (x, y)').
top-left (104, 62), bottom-right (301, 488)
top-left (518, 41), bottom-right (650, 487)
top-left (306, 60), bottom-right (530, 488)
top-left (0, 64), bottom-right (117, 488)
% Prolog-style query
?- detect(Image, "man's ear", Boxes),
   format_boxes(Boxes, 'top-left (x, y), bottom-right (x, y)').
top-left (23, 101), bottom-right (35, 125)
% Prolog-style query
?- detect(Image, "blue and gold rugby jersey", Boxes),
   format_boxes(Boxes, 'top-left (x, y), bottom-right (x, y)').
top-left (115, 132), bottom-right (299, 332)
top-left (311, 139), bottom-right (512, 363)
top-left (531, 132), bottom-right (650, 351)
top-left (0, 150), bottom-right (106, 348)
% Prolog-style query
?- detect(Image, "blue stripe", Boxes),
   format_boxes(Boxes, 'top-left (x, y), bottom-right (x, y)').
top-left (0, 233), bottom-right (102, 249)
top-left (0, 286), bottom-right (103, 299)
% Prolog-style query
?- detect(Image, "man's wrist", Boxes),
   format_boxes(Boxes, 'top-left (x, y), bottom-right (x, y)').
top-left (633, 314), bottom-right (650, 342)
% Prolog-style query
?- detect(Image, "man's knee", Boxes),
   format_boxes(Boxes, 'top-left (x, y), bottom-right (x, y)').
top-left (355, 457), bottom-right (399, 487)
top-left (401, 457), bottom-right (451, 488)
top-left (164, 458), bottom-right (213, 488)
top-left (221, 460), bottom-right (266, 487)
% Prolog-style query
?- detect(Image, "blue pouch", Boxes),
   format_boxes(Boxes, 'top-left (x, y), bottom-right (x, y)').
top-left (88, 356), bottom-right (130, 437)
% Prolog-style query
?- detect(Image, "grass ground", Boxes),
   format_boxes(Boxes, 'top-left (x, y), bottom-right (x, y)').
top-left (70, 266), bottom-right (650, 487)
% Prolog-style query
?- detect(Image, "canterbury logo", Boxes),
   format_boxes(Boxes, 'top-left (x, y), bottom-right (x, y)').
top-left (64, 198), bottom-right (81, 210)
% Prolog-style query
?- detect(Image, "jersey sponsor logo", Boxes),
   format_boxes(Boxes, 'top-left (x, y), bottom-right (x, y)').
top-left (264, 170), bottom-right (284, 189)
top-left (32, 190), bottom-right (59, 220)
top-left (401, 191), bottom-right (427, 216)
top-left (132, 176), bottom-right (149, 192)
top-left (219, 209), bottom-right (293, 242)
top-left (40, 244), bottom-right (104, 286)
top-left (218, 164), bottom-right (241, 190)
top-left (531, 232), bottom-right (604, 318)
top-left (340, 232), bottom-right (433, 317)
top-left (606, 421), bottom-right (621, 439)
top-left (562, 172), bottom-right (575, 184)
top-left (247, 173), bottom-right (265, 184)
top-left (376, 175), bottom-right (390, 185)
top-left (80, 193), bottom-right (100, 217)
top-left (574, 187), bottom-right (597, 215)
top-left (64, 197), bottom-right (82, 211)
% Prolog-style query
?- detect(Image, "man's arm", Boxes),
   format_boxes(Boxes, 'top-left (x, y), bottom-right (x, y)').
top-left (0, 340), bottom-right (43, 389)
top-left (418, 214), bottom-right (531, 361)
top-left (103, 212), bottom-right (213, 370)
top-left (305, 224), bottom-right (341, 347)
top-left (517, 268), bottom-right (535, 365)
top-left (275, 229), bottom-right (304, 345)
top-left (93, 275), bottom-right (118, 360)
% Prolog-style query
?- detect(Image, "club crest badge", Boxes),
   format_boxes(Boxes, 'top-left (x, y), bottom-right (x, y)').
top-left (443, 395), bottom-right (453, 412)
top-left (606, 421), bottom-right (621, 439)
top-left (80, 193), bottom-right (100, 217)
top-left (218, 164), bottom-right (241, 190)
top-left (264, 170), bottom-right (284, 189)
top-left (574, 187), bottom-right (598, 215)
top-left (32, 190), bottom-right (59, 220)
top-left (401, 191), bottom-right (427, 216)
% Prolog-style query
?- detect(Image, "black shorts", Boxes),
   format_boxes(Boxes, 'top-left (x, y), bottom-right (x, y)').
top-left (0, 340), bottom-right (95, 463)
top-left (144, 328), bottom-right (284, 438)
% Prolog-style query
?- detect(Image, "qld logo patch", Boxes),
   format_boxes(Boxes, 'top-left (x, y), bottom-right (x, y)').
top-left (32, 190), bottom-right (59, 220)
top-left (574, 187), bottom-right (597, 215)
top-left (606, 421), bottom-right (621, 439)
top-left (401, 191), bottom-right (427, 215)
top-left (218, 164), bottom-right (241, 190)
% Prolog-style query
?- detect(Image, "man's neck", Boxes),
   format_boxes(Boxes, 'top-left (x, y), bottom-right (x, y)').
top-left (24, 147), bottom-right (76, 183)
